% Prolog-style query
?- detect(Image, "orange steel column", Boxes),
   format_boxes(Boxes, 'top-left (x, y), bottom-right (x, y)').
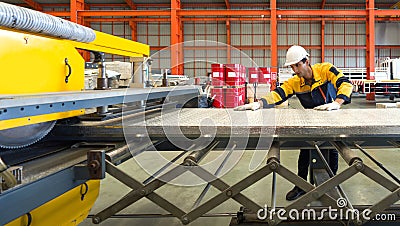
top-left (171, 0), bottom-right (183, 75)
top-left (125, 0), bottom-right (138, 41)
top-left (179, 22), bottom-right (184, 74)
top-left (226, 2), bottom-right (231, 64)
top-left (70, 0), bottom-right (84, 24)
top-left (321, 0), bottom-right (325, 62)
top-left (129, 21), bottom-right (137, 41)
top-left (270, 0), bottom-right (278, 90)
top-left (23, 0), bottom-right (42, 11)
top-left (321, 20), bottom-right (325, 62)
top-left (366, 0), bottom-right (376, 100)
top-left (70, 0), bottom-right (90, 61)
top-left (226, 20), bottom-right (231, 64)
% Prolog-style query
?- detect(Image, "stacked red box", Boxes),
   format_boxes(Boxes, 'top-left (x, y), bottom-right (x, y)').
top-left (209, 64), bottom-right (246, 108)
top-left (259, 67), bottom-right (271, 84)
top-left (211, 64), bottom-right (225, 86)
top-left (225, 64), bottom-right (243, 86)
top-left (225, 87), bottom-right (245, 108)
top-left (248, 67), bottom-right (260, 83)
top-left (211, 88), bottom-right (224, 108)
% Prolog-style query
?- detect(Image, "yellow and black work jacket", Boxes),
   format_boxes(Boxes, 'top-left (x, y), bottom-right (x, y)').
top-left (261, 62), bottom-right (353, 109)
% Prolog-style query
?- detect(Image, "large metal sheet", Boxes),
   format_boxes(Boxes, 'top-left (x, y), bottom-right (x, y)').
top-left (52, 108), bottom-right (400, 141)
top-left (123, 108), bottom-right (400, 139)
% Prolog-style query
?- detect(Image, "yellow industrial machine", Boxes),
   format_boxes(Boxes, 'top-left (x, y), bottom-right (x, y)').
top-left (0, 2), bottom-right (149, 148)
top-left (0, 2), bottom-right (149, 225)
top-left (7, 180), bottom-right (101, 226)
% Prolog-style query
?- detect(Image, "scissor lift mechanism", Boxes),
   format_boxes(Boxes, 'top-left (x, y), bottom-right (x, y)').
top-left (78, 108), bottom-right (400, 225)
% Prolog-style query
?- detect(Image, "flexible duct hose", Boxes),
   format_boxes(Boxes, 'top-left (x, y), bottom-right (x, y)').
top-left (0, 2), bottom-right (96, 42)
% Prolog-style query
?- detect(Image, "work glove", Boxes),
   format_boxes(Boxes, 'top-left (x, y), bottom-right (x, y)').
top-left (233, 102), bottom-right (261, 111)
top-left (313, 101), bottom-right (341, 111)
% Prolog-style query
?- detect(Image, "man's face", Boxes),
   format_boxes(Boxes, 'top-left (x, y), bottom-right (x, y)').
top-left (290, 60), bottom-right (308, 78)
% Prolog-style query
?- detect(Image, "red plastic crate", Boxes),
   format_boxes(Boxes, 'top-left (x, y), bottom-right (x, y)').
top-left (248, 67), bottom-right (260, 83)
top-left (225, 87), bottom-right (245, 108)
top-left (211, 64), bottom-right (225, 86)
top-left (225, 64), bottom-right (243, 86)
top-left (259, 67), bottom-right (271, 84)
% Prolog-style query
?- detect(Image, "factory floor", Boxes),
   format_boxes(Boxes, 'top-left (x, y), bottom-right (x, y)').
top-left (80, 95), bottom-right (400, 226)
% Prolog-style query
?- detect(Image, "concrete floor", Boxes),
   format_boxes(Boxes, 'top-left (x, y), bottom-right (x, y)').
top-left (80, 95), bottom-right (400, 226)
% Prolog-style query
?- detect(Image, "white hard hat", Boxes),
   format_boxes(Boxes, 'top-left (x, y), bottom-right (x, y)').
top-left (284, 45), bottom-right (310, 66)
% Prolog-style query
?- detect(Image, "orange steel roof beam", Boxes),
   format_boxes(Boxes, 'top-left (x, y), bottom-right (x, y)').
top-left (46, 9), bottom-right (400, 20)
top-left (86, 18), bottom-right (171, 22)
top-left (390, 1), bottom-right (400, 9)
top-left (49, 9), bottom-right (400, 18)
top-left (114, 17), bottom-right (357, 22)
top-left (39, 2), bottom-right (394, 9)
top-left (149, 45), bottom-right (373, 51)
top-left (374, 10), bottom-right (400, 16)
top-left (225, 0), bottom-right (231, 9)
top-left (75, 9), bottom-right (366, 17)
top-left (321, 0), bottom-right (326, 9)
top-left (203, 45), bottom-right (369, 49)
top-left (49, 15), bottom-right (367, 22)
top-left (285, 17), bottom-right (365, 21)
top-left (72, 9), bottom-right (269, 17)
top-left (181, 17), bottom-right (366, 21)
top-left (178, 10), bottom-right (270, 16)
top-left (124, 0), bottom-right (136, 9)
top-left (375, 45), bottom-right (400, 49)
top-left (23, 0), bottom-right (42, 11)
top-left (78, 10), bottom-right (170, 17)
top-left (278, 10), bottom-right (367, 16)
top-left (376, 17), bottom-right (400, 21)
top-left (41, 2), bottom-right (380, 9)
top-left (49, 14), bottom-right (367, 22)
top-left (46, 11), bottom-right (69, 17)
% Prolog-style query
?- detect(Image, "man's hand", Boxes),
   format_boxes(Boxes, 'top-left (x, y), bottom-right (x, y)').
top-left (234, 102), bottom-right (261, 111)
top-left (313, 101), bottom-right (341, 111)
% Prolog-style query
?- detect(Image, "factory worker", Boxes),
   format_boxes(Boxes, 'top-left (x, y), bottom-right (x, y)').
top-left (235, 45), bottom-right (353, 200)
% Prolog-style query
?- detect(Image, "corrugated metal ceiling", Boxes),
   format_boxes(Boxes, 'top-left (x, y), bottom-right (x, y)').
top-left (1, 0), bottom-right (399, 8)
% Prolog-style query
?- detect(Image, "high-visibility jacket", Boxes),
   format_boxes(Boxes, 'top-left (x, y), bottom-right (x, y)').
top-left (261, 62), bottom-right (353, 109)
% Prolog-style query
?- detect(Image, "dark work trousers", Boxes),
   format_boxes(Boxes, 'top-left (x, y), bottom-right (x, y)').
top-left (297, 149), bottom-right (339, 184)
